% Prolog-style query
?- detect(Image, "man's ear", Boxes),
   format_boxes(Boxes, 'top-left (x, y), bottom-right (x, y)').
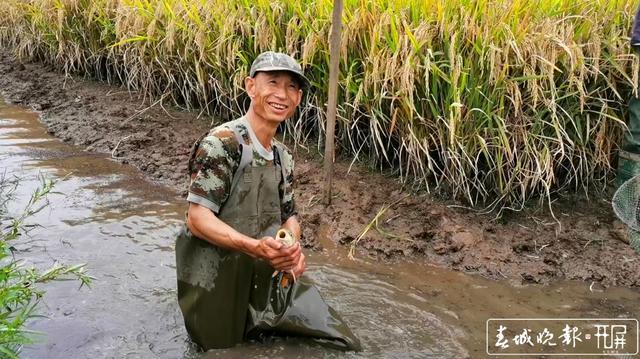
top-left (245, 76), bottom-right (256, 98)
top-left (294, 89), bottom-right (302, 107)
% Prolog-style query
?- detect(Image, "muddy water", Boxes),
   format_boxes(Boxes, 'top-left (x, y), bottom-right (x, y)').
top-left (2, 100), bottom-right (639, 358)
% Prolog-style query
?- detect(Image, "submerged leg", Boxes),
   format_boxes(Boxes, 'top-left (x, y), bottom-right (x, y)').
top-left (246, 264), bottom-right (362, 352)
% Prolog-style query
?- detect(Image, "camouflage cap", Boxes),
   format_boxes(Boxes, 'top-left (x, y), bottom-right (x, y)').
top-left (249, 51), bottom-right (310, 89)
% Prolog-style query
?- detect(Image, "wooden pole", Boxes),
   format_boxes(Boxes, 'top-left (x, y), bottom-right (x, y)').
top-left (323, 0), bottom-right (343, 206)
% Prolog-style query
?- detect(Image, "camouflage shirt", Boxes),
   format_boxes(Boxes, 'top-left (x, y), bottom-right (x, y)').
top-left (187, 117), bottom-right (296, 222)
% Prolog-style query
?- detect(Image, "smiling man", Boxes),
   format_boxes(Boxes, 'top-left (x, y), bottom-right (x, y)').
top-left (175, 52), bottom-right (360, 351)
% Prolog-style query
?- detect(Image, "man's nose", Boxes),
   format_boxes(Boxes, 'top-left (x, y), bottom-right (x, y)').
top-left (273, 83), bottom-right (287, 99)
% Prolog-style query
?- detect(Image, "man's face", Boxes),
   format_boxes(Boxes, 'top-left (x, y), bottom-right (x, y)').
top-left (245, 71), bottom-right (303, 125)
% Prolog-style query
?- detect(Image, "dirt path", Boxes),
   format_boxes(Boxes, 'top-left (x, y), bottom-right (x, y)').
top-left (1, 53), bottom-right (639, 287)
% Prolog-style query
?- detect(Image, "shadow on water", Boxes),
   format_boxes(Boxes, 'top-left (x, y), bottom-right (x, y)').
top-left (1, 100), bottom-right (639, 358)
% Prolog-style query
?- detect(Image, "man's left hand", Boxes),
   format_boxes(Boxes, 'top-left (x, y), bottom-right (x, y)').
top-left (291, 251), bottom-right (306, 278)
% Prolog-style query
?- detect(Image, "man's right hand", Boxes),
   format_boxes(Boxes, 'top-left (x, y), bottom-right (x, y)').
top-left (254, 237), bottom-right (302, 272)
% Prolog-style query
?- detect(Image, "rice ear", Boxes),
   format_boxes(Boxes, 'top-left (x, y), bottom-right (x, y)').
top-left (0, 0), bottom-right (634, 212)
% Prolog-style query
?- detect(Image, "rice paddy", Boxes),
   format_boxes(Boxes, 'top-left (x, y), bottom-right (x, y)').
top-left (0, 0), bottom-right (636, 210)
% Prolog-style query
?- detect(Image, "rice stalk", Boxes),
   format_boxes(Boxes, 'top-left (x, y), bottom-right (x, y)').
top-left (0, 0), bottom-right (636, 212)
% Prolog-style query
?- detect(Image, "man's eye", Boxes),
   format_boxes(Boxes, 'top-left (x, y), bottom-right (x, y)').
top-left (269, 80), bottom-right (277, 84)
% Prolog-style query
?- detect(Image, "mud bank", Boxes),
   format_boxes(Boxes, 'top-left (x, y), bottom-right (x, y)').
top-left (1, 53), bottom-right (639, 287)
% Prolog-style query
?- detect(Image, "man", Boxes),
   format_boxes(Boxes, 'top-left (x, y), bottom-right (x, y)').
top-left (175, 52), bottom-right (360, 351)
top-left (619, 6), bottom-right (640, 185)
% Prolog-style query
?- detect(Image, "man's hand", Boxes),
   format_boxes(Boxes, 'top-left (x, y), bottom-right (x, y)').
top-left (291, 251), bottom-right (306, 278)
top-left (254, 237), bottom-right (302, 272)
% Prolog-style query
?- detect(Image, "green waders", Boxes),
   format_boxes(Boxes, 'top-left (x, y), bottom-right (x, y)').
top-left (618, 92), bottom-right (640, 186)
top-left (619, 48), bottom-right (640, 186)
top-left (617, 48), bottom-right (640, 251)
top-left (175, 129), bottom-right (361, 351)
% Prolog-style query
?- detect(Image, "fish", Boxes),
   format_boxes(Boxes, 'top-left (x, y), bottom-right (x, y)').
top-left (273, 228), bottom-right (297, 287)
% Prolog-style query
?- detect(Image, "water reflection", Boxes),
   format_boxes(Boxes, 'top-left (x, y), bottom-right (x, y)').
top-left (1, 100), bottom-right (638, 359)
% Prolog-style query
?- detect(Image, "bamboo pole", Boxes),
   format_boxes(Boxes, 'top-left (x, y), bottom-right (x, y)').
top-left (323, 0), bottom-right (343, 206)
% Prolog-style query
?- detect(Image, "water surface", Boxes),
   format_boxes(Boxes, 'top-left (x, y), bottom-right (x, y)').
top-left (1, 101), bottom-right (638, 358)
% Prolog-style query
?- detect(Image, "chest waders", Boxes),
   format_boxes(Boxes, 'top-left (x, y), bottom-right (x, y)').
top-left (619, 69), bottom-right (640, 187)
top-left (176, 125), bottom-right (361, 351)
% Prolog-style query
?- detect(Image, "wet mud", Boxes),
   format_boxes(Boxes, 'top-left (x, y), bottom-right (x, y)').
top-left (1, 53), bottom-right (639, 288)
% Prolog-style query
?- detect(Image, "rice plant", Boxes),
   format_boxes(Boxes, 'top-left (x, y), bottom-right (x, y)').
top-left (0, 0), bottom-right (636, 211)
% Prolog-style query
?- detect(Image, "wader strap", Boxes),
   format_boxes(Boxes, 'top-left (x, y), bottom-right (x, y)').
top-left (229, 127), bottom-right (253, 194)
top-left (274, 144), bottom-right (288, 198)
